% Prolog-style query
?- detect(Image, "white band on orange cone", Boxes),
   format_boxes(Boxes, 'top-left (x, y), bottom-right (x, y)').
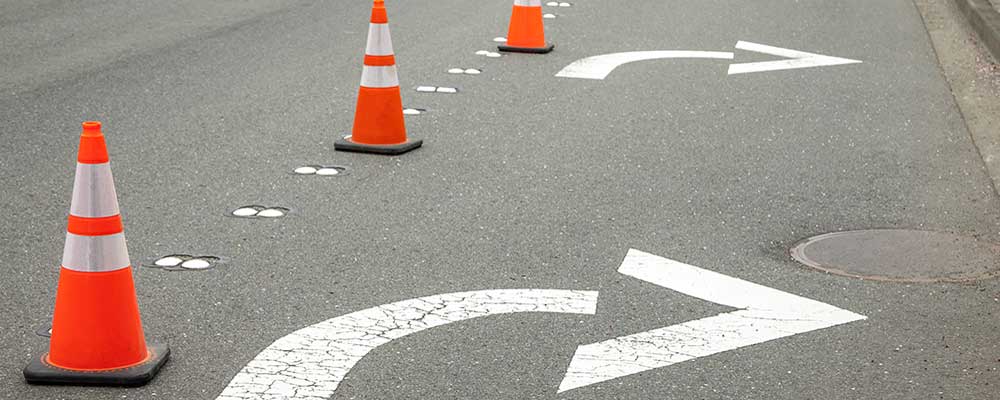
top-left (360, 65), bottom-right (400, 88)
top-left (514, 0), bottom-right (542, 6)
top-left (70, 162), bottom-right (120, 218)
top-left (365, 24), bottom-right (394, 56)
top-left (61, 232), bottom-right (131, 273)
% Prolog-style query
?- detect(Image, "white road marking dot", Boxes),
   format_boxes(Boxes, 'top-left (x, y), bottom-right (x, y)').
top-left (447, 68), bottom-right (465, 74)
top-left (416, 86), bottom-right (437, 92)
top-left (493, 36), bottom-right (507, 42)
top-left (436, 87), bottom-right (458, 93)
top-left (559, 2), bottom-right (571, 6)
top-left (257, 209), bottom-right (285, 218)
top-left (486, 52), bottom-right (502, 58)
top-left (293, 166), bottom-right (318, 175)
top-left (232, 207), bottom-right (259, 217)
top-left (181, 259), bottom-right (212, 270)
top-left (216, 289), bottom-right (598, 400)
top-left (316, 168), bottom-right (340, 176)
top-left (403, 108), bottom-right (422, 115)
top-left (154, 256), bottom-right (184, 267)
top-left (464, 68), bottom-right (481, 75)
top-left (543, 13), bottom-right (556, 19)
top-left (475, 50), bottom-right (490, 55)
top-left (546, 1), bottom-right (558, 5)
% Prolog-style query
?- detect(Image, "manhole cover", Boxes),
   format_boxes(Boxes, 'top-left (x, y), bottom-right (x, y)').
top-left (790, 230), bottom-right (1000, 283)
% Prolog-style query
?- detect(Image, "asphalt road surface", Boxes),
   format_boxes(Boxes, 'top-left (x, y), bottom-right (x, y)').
top-left (2, 0), bottom-right (999, 399)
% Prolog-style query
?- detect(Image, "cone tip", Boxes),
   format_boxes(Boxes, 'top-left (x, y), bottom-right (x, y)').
top-left (81, 121), bottom-right (102, 137)
top-left (78, 121), bottom-right (109, 163)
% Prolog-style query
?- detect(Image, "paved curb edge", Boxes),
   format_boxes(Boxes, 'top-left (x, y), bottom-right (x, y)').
top-left (954, 0), bottom-right (1000, 61)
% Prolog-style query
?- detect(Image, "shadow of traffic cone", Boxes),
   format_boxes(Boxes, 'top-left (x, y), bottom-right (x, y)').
top-left (335, 0), bottom-right (422, 155)
top-left (24, 121), bottom-right (168, 386)
top-left (498, 0), bottom-right (554, 53)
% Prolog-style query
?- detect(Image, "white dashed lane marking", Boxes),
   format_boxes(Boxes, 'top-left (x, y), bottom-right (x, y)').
top-left (231, 206), bottom-right (290, 218)
top-left (416, 86), bottom-right (459, 93)
top-left (147, 254), bottom-right (222, 271)
top-left (448, 68), bottom-right (482, 75)
top-left (475, 50), bottom-right (503, 58)
top-left (293, 165), bottom-right (348, 176)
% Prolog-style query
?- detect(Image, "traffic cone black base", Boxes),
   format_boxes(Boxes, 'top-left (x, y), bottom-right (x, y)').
top-left (335, 136), bottom-right (422, 155)
top-left (498, 43), bottom-right (554, 53)
top-left (24, 343), bottom-right (169, 387)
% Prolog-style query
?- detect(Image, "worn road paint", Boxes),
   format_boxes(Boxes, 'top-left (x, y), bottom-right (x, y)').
top-left (416, 86), bottom-right (458, 93)
top-left (475, 50), bottom-right (502, 58)
top-left (555, 51), bottom-right (735, 80)
top-left (217, 289), bottom-right (598, 400)
top-left (147, 254), bottom-right (222, 271)
top-left (558, 249), bottom-right (866, 393)
top-left (727, 41), bottom-right (861, 75)
top-left (447, 68), bottom-right (482, 75)
top-left (556, 42), bottom-right (860, 80)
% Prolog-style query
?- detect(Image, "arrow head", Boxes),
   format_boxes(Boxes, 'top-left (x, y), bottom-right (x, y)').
top-left (558, 249), bottom-right (866, 393)
top-left (727, 41), bottom-right (862, 75)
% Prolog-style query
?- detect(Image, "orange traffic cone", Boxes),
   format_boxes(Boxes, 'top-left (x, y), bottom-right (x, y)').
top-left (24, 121), bottom-right (168, 386)
top-left (335, 0), bottom-right (422, 155)
top-left (498, 0), bottom-right (554, 53)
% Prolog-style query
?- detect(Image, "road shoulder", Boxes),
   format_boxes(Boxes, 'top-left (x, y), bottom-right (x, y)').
top-left (916, 0), bottom-right (1000, 196)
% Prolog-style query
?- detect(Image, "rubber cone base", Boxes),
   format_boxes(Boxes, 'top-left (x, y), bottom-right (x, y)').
top-left (335, 136), bottom-right (422, 155)
top-left (24, 342), bottom-right (169, 387)
top-left (498, 43), bottom-right (554, 54)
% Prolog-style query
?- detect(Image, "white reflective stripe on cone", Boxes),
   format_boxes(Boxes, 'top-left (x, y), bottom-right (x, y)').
top-left (365, 23), bottom-right (394, 56)
top-left (360, 65), bottom-right (399, 88)
top-left (70, 162), bottom-right (120, 218)
top-left (61, 232), bottom-right (131, 273)
top-left (514, 0), bottom-right (542, 6)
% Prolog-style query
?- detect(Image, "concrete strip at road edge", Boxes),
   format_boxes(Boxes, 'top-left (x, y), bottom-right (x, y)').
top-left (953, 0), bottom-right (1000, 62)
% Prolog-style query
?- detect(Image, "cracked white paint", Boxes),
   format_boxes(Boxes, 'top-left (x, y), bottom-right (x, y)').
top-left (558, 249), bottom-right (866, 393)
top-left (217, 289), bottom-right (598, 400)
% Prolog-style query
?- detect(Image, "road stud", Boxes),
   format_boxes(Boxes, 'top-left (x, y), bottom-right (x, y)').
top-left (335, 0), bottom-right (422, 155)
top-left (24, 121), bottom-right (168, 386)
top-left (498, 0), bottom-right (554, 53)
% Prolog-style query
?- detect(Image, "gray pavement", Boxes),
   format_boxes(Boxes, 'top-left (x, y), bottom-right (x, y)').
top-left (1, 0), bottom-right (999, 399)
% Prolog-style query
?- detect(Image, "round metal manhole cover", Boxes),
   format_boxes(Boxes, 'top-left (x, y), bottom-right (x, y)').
top-left (790, 230), bottom-right (1000, 283)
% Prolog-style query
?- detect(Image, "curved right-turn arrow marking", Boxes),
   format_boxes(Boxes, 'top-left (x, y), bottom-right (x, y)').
top-left (217, 289), bottom-right (598, 400)
top-left (558, 249), bottom-right (866, 393)
top-left (555, 50), bottom-right (736, 80)
top-left (555, 42), bottom-right (861, 80)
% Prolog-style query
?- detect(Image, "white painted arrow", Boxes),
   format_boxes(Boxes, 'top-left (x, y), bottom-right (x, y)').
top-left (555, 41), bottom-right (861, 80)
top-left (555, 51), bottom-right (735, 80)
top-left (216, 289), bottom-right (598, 400)
top-left (727, 41), bottom-right (862, 75)
top-left (557, 249), bottom-right (866, 393)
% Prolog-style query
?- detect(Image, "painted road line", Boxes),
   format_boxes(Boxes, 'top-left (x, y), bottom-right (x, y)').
top-left (475, 50), bottom-right (503, 58)
top-left (727, 41), bottom-right (862, 75)
top-left (217, 289), bottom-right (598, 400)
top-left (416, 86), bottom-right (459, 93)
top-left (555, 51), bottom-right (735, 80)
top-left (557, 249), bottom-right (867, 393)
top-left (556, 42), bottom-right (861, 80)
